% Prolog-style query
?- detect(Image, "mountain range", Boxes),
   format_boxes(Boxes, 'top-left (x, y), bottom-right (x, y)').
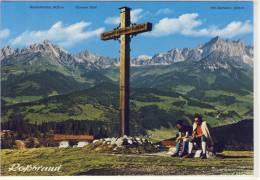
top-left (1, 36), bottom-right (253, 69)
top-left (0, 36), bottom-right (254, 137)
top-left (132, 36), bottom-right (253, 66)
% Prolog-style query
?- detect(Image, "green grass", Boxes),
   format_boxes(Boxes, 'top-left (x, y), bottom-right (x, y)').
top-left (1, 148), bottom-right (253, 175)
top-left (134, 95), bottom-right (183, 112)
top-left (2, 102), bottom-right (109, 123)
top-left (204, 90), bottom-right (253, 108)
top-left (147, 127), bottom-right (178, 142)
top-left (72, 104), bottom-right (105, 120)
top-left (24, 104), bottom-right (106, 123)
top-left (171, 85), bottom-right (195, 94)
top-left (2, 96), bottom-right (43, 105)
top-left (1, 81), bottom-right (253, 128)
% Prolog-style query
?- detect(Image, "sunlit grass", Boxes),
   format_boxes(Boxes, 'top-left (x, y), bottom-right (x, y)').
top-left (1, 147), bottom-right (253, 176)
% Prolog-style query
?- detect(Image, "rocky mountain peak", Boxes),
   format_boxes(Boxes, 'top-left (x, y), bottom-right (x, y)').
top-left (43, 39), bottom-right (51, 44)
top-left (0, 37), bottom-right (253, 69)
top-left (137, 55), bottom-right (152, 60)
top-left (209, 36), bottom-right (221, 43)
top-left (0, 40), bottom-right (116, 69)
top-left (21, 40), bottom-right (68, 59)
top-left (133, 36), bottom-right (253, 67)
top-left (75, 50), bottom-right (116, 69)
top-left (203, 36), bottom-right (246, 50)
top-left (0, 46), bottom-right (17, 61)
top-left (131, 55), bottom-right (152, 66)
top-left (200, 36), bottom-right (252, 66)
top-left (76, 50), bottom-right (96, 62)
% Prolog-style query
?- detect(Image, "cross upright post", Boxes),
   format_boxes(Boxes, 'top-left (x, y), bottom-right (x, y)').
top-left (101, 7), bottom-right (152, 137)
top-left (119, 7), bottom-right (131, 136)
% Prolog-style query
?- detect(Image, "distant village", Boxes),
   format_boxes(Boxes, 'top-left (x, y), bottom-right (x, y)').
top-left (1, 129), bottom-right (95, 149)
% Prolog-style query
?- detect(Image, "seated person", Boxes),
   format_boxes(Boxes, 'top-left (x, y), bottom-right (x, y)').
top-left (186, 114), bottom-right (214, 159)
top-left (172, 120), bottom-right (193, 157)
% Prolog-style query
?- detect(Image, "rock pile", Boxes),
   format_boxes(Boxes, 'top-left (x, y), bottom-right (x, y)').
top-left (84, 135), bottom-right (160, 154)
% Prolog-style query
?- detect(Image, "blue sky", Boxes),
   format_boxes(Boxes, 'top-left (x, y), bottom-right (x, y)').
top-left (0, 1), bottom-right (253, 58)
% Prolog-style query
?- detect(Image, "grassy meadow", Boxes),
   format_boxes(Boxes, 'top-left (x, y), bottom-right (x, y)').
top-left (1, 147), bottom-right (254, 176)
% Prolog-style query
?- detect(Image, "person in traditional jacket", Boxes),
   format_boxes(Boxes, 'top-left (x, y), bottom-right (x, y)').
top-left (186, 114), bottom-right (214, 159)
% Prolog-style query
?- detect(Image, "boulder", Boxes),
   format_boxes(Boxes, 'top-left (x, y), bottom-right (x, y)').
top-left (127, 139), bottom-right (133, 145)
top-left (167, 147), bottom-right (177, 155)
top-left (14, 140), bottom-right (26, 150)
top-left (83, 136), bottom-right (160, 154)
top-left (104, 138), bottom-right (111, 142)
top-left (92, 139), bottom-right (99, 144)
top-left (110, 137), bottom-right (117, 145)
top-left (115, 137), bottom-right (124, 147)
top-left (136, 137), bottom-right (142, 145)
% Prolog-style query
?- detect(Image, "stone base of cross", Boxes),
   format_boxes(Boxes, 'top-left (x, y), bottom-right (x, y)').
top-left (101, 7), bottom-right (152, 136)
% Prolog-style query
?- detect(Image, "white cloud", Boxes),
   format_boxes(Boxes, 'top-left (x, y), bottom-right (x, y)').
top-left (131, 9), bottom-right (143, 23)
top-left (148, 13), bottom-right (201, 37)
top-left (10, 21), bottom-right (105, 48)
top-left (155, 8), bottom-right (173, 15)
top-left (183, 20), bottom-right (252, 38)
top-left (104, 16), bottom-right (120, 26)
top-left (104, 9), bottom-right (144, 25)
top-left (147, 13), bottom-right (252, 38)
top-left (0, 29), bottom-right (10, 39)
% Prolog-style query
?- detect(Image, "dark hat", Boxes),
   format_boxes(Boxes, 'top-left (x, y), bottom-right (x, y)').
top-left (176, 120), bottom-right (183, 126)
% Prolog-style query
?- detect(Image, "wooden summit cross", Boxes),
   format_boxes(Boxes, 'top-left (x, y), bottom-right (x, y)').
top-left (101, 7), bottom-right (152, 136)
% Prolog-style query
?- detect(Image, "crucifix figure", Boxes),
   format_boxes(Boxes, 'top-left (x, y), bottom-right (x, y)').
top-left (101, 7), bottom-right (152, 136)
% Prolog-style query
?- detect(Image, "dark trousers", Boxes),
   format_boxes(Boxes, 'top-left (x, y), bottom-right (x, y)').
top-left (189, 135), bottom-right (207, 154)
top-left (192, 135), bottom-right (206, 146)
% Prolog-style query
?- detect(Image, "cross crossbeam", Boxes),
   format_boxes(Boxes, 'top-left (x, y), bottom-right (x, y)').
top-left (101, 22), bottom-right (152, 41)
top-left (100, 7), bottom-right (152, 136)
